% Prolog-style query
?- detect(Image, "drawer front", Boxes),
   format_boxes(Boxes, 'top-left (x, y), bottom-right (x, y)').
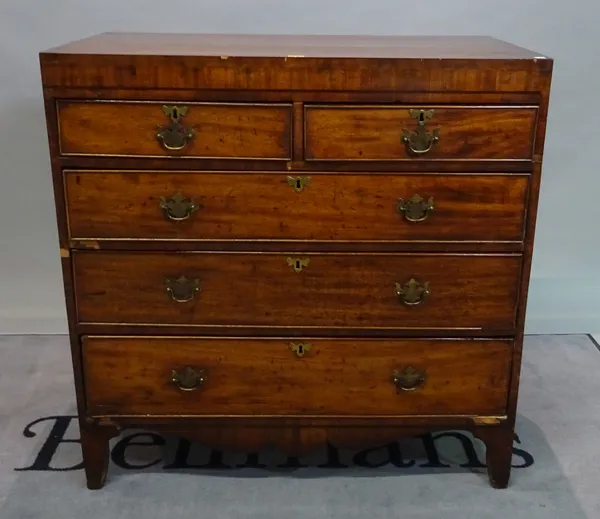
top-left (57, 101), bottom-right (292, 159)
top-left (305, 105), bottom-right (537, 161)
top-left (65, 171), bottom-right (528, 243)
top-left (83, 337), bottom-right (512, 416)
top-left (73, 252), bottom-right (521, 330)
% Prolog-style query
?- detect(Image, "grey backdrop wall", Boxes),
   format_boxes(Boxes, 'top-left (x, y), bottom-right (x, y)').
top-left (0, 0), bottom-right (598, 334)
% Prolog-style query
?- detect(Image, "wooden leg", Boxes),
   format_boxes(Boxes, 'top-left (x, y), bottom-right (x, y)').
top-left (80, 425), bottom-right (112, 490)
top-left (474, 427), bottom-right (513, 489)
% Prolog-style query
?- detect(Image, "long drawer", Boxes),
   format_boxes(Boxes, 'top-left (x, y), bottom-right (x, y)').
top-left (65, 171), bottom-right (528, 243)
top-left (305, 105), bottom-right (537, 161)
top-left (57, 101), bottom-right (293, 159)
top-left (72, 252), bottom-right (521, 330)
top-left (83, 336), bottom-right (513, 416)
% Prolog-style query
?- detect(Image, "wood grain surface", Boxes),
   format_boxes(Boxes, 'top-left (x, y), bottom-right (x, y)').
top-left (40, 34), bottom-right (553, 94)
top-left (57, 101), bottom-right (292, 159)
top-left (43, 33), bottom-right (546, 59)
top-left (305, 106), bottom-right (537, 161)
top-left (64, 170), bottom-right (529, 243)
top-left (83, 336), bottom-right (512, 416)
top-left (72, 251), bottom-right (521, 330)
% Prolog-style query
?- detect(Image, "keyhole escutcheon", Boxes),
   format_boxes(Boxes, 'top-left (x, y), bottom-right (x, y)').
top-left (161, 104), bottom-right (189, 122)
top-left (289, 342), bottom-right (312, 357)
top-left (287, 175), bottom-right (311, 193)
top-left (286, 257), bottom-right (310, 273)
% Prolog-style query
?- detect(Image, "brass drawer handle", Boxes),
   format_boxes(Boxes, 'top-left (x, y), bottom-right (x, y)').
top-left (287, 175), bottom-right (311, 192)
top-left (395, 278), bottom-right (430, 306)
top-left (172, 366), bottom-right (205, 392)
top-left (397, 194), bottom-right (434, 222)
top-left (289, 341), bottom-right (312, 357)
top-left (156, 105), bottom-right (195, 151)
top-left (160, 193), bottom-right (199, 222)
top-left (165, 275), bottom-right (200, 303)
top-left (392, 366), bottom-right (426, 391)
top-left (402, 109), bottom-right (440, 155)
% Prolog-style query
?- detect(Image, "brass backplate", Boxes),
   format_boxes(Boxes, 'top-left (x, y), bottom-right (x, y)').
top-left (395, 278), bottom-right (430, 306)
top-left (402, 109), bottom-right (440, 155)
top-left (157, 105), bottom-right (195, 151)
top-left (165, 275), bottom-right (200, 303)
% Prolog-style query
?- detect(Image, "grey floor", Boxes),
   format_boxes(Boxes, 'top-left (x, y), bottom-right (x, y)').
top-left (1, 334), bottom-right (599, 518)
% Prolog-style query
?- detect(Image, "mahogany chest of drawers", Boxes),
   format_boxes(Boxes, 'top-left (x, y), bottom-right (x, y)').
top-left (39, 33), bottom-right (553, 489)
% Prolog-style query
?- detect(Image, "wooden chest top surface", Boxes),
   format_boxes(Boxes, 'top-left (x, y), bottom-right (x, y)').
top-left (41, 32), bottom-right (547, 59)
top-left (39, 33), bottom-right (553, 92)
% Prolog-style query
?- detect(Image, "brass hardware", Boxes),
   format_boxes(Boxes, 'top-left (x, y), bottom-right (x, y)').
top-left (156, 105), bottom-right (195, 151)
top-left (402, 109), bottom-right (440, 155)
top-left (397, 194), bottom-right (434, 222)
top-left (76, 240), bottom-right (100, 250)
top-left (286, 257), bottom-right (310, 273)
top-left (395, 278), bottom-right (430, 306)
top-left (289, 342), bottom-right (312, 357)
top-left (172, 366), bottom-right (205, 392)
top-left (472, 416), bottom-right (507, 426)
top-left (165, 276), bottom-right (200, 303)
top-left (96, 417), bottom-right (121, 429)
top-left (160, 193), bottom-right (199, 221)
top-left (392, 366), bottom-right (426, 391)
top-left (287, 175), bottom-right (311, 193)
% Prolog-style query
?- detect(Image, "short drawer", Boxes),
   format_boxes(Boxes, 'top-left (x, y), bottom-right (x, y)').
top-left (57, 101), bottom-right (292, 159)
top-left (73, 252), bottom-right (521, 330)
top-left (83, 336), bottom-right (512, 416)
top-left (305, 105), bottom-right (537, 161)
top-left (65, 170), bottom-right (528, 243)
